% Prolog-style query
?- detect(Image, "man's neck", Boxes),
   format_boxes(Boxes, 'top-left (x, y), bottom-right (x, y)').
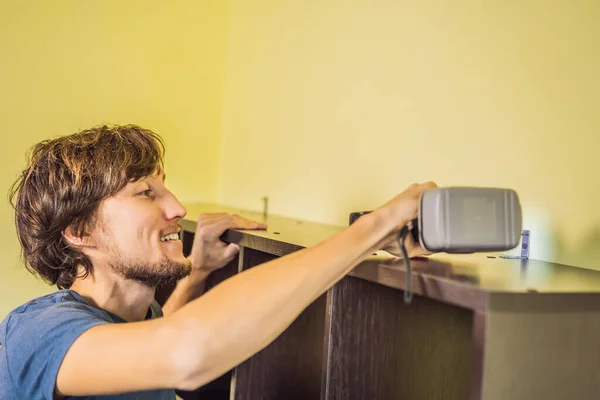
top-left (70, 270), bottom-right (156, 322)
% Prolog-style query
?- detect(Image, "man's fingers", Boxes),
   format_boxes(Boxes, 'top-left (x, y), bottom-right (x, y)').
top-left (197, 213), bottom-right (267, 231)
top-left (416, 181), bottom-right (438, 194)
top-left (196, 213), bottom-right (267, 244)
top-left (420, 181), bottom-right (438, 190)
top-left (231, 214), bottom-right (268, 230)
top-left (406, 181), bottom-right (437, 196)
top-left (197, 213), bottom-right (229, 226)
top-left (210, 215), bottom-right (236, 237)
top-left (222, 242), bottom-right (240, 261)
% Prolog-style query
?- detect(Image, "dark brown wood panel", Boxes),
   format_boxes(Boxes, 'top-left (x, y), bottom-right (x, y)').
top-left (233, 248), bottom-right (328, 400)
top-left (182, 203), bottom-right (342, 253)
top-left (468, 310), bottom-right (486, 400)
top-left (324, 275), bottom-right (474, 400)
top-left (178, 203), bottom-right (600, 399)
top-left (481, 303), bottom-right (600, 400)
top-left (182, 203), bottom-right (600, 312)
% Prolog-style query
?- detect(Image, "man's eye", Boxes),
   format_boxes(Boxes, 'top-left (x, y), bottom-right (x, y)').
top-left (138, 189), bottom-right (153, 197)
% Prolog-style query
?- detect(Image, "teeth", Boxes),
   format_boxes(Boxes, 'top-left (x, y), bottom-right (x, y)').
top-left (160, 233), bottom-right (180, 242)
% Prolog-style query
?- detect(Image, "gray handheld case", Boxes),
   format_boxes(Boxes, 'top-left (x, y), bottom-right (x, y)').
top-left (418, 187), bottom-right (522, 253)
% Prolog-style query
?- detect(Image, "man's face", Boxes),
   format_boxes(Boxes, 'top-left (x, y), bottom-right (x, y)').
top-left (89, 174), bottom-right (191, 287)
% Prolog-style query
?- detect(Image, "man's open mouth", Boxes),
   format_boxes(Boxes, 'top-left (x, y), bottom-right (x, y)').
top-left (160, 233), bottom-right (180, 242)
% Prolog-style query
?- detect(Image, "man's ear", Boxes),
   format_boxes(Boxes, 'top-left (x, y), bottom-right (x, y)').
top-left (62, 225), bottom-right (96, 248)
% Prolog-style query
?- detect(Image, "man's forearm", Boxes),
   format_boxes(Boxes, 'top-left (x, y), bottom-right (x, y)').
top-left (169, 211), bottom-right (397, 391)
top-left (162, 269), bottom-right (210, 316)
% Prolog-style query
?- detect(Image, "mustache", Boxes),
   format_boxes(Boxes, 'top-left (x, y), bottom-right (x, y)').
top-left (159, 224), bottom-right (182, 237)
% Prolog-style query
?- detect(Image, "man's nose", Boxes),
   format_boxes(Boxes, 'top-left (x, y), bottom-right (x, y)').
top-left (164, 193), bottom-right (187, 221)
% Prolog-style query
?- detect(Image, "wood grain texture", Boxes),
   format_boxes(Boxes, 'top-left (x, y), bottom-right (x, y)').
top-left (177, 203), bottom-right (600, 399)
top-left (232, 248), bottom-right (328, 400)
top-left (324, 275), bottom-right (473, 400)
top-left (482, 309), bottom-right (600, 400)
top-left (181, 203), bottom-right (339, 256)
top-left (480, 293), bottom-right (600, 400)
top-left (469, 310), bottom-right (486, 400)
top-left (182, 203), bottom-right (600, 313)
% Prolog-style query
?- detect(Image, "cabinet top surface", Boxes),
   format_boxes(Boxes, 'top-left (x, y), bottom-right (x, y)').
top-left (182, 203), bottom-right (600, 309)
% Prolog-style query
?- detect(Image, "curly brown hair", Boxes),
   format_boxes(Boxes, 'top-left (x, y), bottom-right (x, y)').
top-left (9, 124), bottom-right (165, 289)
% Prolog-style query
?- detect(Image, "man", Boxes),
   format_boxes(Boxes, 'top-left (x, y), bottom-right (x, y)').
top-left (0, 124), bottom-right (435, 399)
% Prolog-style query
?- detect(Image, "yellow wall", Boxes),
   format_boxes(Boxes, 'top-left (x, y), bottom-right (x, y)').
top-left (217, 1), bottom-right (600, 270)
top-left (3, 1), bottom-right (599, 319)
top-left (0, 1), bottom-right (228, 318)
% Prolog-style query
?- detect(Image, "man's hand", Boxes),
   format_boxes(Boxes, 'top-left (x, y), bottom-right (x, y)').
top-left (380, 229), bottom-right (432, 258)
top-left (374, 181), bottom-right (438, 259)
top-left (188, 213), bottom-right (268, 273)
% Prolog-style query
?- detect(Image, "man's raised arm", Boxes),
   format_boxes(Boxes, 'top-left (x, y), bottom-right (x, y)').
top-left (55, 182), bottom-right (436, 397)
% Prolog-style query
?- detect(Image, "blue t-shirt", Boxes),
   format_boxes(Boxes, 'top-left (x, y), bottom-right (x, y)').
top-left (0, 290), bottom-right (176, 400)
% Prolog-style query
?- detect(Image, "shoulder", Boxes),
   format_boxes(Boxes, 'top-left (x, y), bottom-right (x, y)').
top-left (1, 289), bottom-right (111, 358)
top-left (0, 290), bottom-right (111, 399)
top-left (2, 290), bottom-right (111, 334)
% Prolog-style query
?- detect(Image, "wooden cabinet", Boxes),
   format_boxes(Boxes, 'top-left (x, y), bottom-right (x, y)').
top-left (159, 203), bottom-right (600, 400)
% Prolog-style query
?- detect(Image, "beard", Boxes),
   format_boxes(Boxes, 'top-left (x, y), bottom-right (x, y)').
top-left (95, 218), bottom-right (192, 288)
top-left (108, 252), bottom-right (192, 288)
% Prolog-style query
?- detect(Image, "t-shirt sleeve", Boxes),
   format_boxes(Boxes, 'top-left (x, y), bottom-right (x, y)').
top-left (4, 301), bottom-right (109, 400)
